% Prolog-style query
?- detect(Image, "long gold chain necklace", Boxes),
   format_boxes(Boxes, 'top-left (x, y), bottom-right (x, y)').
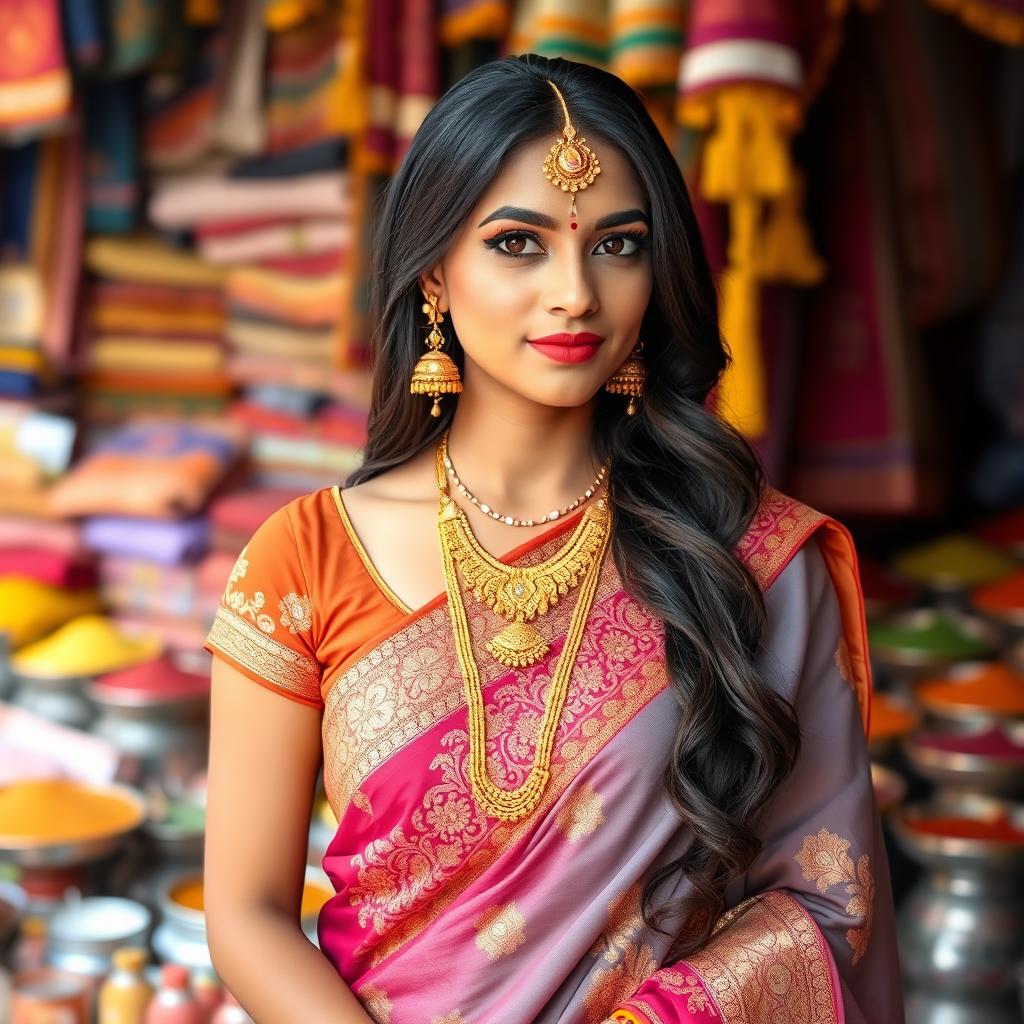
top-left (435, 435), bottom-right (612, 822)
top-left (437, 432), bottom-right (610, 668)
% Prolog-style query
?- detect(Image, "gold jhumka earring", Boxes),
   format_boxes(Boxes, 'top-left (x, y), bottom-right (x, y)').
top-left (410, 292), bottom-right (463, 417)
top-left (605, 340), bottom-right (647, 415)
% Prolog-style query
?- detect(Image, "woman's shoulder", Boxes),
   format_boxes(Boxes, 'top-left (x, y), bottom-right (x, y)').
top-left (735, 484), bottom-right (833, 593)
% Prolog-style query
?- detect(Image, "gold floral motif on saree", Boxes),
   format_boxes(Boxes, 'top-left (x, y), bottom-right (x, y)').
top-left (473, 900), bottom-right (526, 960)
top-left (355, 982), bottom-right (392, 1023)
top-left (653, 970), bottom-right (719, 1015)
top-left (555, 781), bottom-right (606, 842)
top-left (338, 554), bottom-right (667, 968)
top-left (352, 791), bottom-right (374, 816)
top-left (431, 1012), bottom-right (467, 1024)
top-left (794, 827), bottom-right (874, 964)
top-left (585, 883), bottom-right (658, 1024)
top-left (585, 942), bottom-right (660, 1024)
top-left (684, 890), bottom-right (840, 1024)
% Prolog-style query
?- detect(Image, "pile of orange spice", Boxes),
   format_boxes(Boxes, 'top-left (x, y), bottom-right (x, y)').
top-left (0, 779), bottom-right (142, 842)
top-left (972, 567), bottom-right (1024, 616)
top-left (868, 693), bottom-right (919, 741)
top-left (171, 875), bottom-right (330, 918)
top-left (917, 662), bottom-right (1024, 717)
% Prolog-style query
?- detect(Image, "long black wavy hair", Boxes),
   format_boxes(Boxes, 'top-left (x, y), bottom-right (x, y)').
top-left (345, 53), bottom-right (800, 958)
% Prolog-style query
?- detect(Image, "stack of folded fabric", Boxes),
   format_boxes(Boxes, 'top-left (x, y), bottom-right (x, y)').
top-left (46, 418), bottom-right (246, 652)
top-left (0, 402), bottom-right (78, 519)
top-left (228, 391), bottom-right (368, 488)
top-left (80, 237), bottom-right (231, 421)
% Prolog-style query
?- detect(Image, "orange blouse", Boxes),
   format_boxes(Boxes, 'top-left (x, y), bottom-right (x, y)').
top-left (203, 486), bottom-right (589, 709)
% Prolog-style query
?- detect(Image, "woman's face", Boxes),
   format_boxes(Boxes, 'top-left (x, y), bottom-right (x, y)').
top-left (420, 133), bottom-right (653, 411)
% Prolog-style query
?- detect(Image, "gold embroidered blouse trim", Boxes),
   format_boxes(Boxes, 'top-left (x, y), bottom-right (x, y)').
top-left (435, 432), bottom-right (612, 822)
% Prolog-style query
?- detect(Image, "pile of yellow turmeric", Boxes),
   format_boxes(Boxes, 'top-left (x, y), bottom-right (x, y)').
top-left (0, 779), bottom-right (142, 842)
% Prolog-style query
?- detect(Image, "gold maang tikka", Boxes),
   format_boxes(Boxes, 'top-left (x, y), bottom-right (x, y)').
top-left (542, 80), bottom-right (601, 226)
top-left (410, 292), bottom-right (463, 417)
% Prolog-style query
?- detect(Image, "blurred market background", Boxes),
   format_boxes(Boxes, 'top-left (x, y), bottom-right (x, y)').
top-left (0, 0), bottom-right (1023, 1021)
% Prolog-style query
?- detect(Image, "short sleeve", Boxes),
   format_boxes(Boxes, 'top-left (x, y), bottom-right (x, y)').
top-left (203, 505), bottom-right (324, 710)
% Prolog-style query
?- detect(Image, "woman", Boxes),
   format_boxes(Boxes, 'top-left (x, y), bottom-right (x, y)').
top-left (203, 54), bottom-right (903, 1023)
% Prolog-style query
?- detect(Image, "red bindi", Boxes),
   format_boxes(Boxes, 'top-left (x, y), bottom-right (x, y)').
top-left (570, 222), bottom-right (578, 230)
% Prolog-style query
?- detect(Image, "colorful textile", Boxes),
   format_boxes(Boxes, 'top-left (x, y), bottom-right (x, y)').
top-left (149, 171), bottom-right (349, 229)
top-left (677, 0), bottom-right (847, 439)
top-left (59, 0), bottom-right (104, 69)
top-left (440, 0), bottom-right (510, 46)
top-left (511, 0), bottom-right (685, 91)
top-left (47, 419), bottom-right (244, 519)
top-left (102, 0), bottom-right (164, 76)
top-left (791, 13), bottom-right (939, 515)
top-left (85, 237), bottom-right (226, 288)
top-left (198, 218), bottom-right (351, 265)
top-left (203, 484), bottom-right (897, 1021)
top-left (83, 81), bottom-right (140, 233)
top-left (1, 132), bottom-right (84, 364)
top-left (226, 265), bottom-right (345, 327)
top-left (83, 515), bottom-right (210, 565)
top-left (0, 547), bottom-right (95, 588)
top-left (0, 0), bottom-right (72, 138)
top-left (364, 0), bottom-right (439, 173)
top-left (929, 0), bottom-right (1024, 42)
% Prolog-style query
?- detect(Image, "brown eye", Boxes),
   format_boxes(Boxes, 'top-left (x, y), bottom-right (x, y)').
top-left (602, 237), bottom-right (625, 255)
top-left (505, 235), bottom-right (527, 254)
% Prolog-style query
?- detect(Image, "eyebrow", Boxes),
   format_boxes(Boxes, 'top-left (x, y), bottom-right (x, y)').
top-left (477, 205), bottom-right (650, 230)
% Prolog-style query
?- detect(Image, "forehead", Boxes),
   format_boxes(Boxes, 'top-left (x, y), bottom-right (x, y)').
top-left (470, 133), bottom-right (647, 221)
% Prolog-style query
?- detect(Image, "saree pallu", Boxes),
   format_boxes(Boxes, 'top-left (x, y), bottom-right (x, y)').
top-left (203, 485), bottom-right (902, 1023)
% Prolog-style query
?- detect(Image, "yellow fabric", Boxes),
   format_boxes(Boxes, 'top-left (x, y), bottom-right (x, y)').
top-left (265, 0), bottom-right (326, 31)
top-left (0, 578), bottom-right (101, 651)
top-left (12, 613), bottom-right (161, 679)
top-left (930, 0), bottom-right (1024, 43)
top-left (85, 237), bottom-right (225, 288)
top-left (185, 0), bottom-right (221, 24)
top-left (682, 86), bottom-right (824, 440)
top-left (87, 338), bottom-right (224, 373)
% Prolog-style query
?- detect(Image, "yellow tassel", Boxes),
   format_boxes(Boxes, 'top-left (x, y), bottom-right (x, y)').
top-left (717, 262), bottom-right (768, 439)
top-left (929, 0), bottom-right (1024, 44)
top-left (185, 0), bottom-right (220, 24)
top-left (757, 172), bottom-right (826, 284)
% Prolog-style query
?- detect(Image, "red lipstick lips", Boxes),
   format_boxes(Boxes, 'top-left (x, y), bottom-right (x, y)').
top-left (527, 332), bottom-right (604, 364)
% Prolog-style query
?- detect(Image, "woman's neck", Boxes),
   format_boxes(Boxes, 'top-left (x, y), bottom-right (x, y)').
top-left (445, 385), bottom-right (601, 516)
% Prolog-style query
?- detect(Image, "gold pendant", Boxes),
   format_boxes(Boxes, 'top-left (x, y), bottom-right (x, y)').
top-left (485, 621), bottom-right (550, 668)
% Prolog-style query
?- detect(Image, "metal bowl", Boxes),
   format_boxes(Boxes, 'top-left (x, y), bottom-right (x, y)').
top-left (914, 661), bottom-right (1024, 728)
top-left (893, 793), bottom-right (1024, 873)
top-left (869, 609), bottom-right (1003, 672)
top-left (904, 725), bottom-right (1024, 797)
top-left (0, 781), bottom-right (146, 869)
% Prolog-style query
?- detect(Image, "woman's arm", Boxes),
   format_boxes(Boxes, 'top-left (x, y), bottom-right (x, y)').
top-left (204, 657), bottom-right (374, 1024)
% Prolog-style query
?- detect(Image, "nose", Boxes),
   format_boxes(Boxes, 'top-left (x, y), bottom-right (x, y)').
top-left (543, 246), bottom-right (599, 320)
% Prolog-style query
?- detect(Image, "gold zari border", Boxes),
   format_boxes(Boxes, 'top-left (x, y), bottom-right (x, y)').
top-left (207, 606), bottom-right (322, 704)
top-left (684, 891), bottom-right (839, 1024)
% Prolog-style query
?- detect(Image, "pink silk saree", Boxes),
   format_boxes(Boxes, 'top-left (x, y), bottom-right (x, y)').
top-left (306, 485), bottom-right (903, 1023)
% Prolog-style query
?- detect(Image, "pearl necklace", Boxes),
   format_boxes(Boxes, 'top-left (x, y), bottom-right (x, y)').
top-left (441, 433), bottom-right (608, 527)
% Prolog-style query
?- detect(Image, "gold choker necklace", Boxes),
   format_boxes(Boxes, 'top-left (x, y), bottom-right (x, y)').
top-left (435, 432), bottom-right (612, 821)
top-left (441, 434), bottom-right (607, 527)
